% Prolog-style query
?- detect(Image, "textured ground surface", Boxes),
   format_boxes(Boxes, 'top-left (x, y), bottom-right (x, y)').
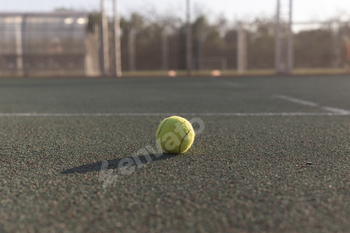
top-left (1, 76), bottom-right (350, 232)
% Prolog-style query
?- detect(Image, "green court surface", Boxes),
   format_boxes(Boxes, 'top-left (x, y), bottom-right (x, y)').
top-left (1, 75), bottom-right (350, 232)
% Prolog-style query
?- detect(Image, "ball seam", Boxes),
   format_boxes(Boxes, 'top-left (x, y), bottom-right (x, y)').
top-left (157, 119), bottom-right (169, 139)
top-left (179, 129), bottom-right (192, 154)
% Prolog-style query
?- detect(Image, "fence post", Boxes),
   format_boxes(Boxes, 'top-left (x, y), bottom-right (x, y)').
top-left (237, 22), bottom-right (247, 75)
top-left (186, 0), bottom-right (192, 76)
top-left (114, 0), bottom-right (122, 77)
top-left (275, 0), bottom-right (281, 74)
top-left (15, 16), bottom-right (24, 77)
top-left (286, 0), bottom-right (293, 74)
top-left (101, 0), bottom-right (110, 76)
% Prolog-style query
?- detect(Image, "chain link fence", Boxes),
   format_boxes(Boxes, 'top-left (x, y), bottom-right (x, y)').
top-left (0, 1), bottom-right (350, 77)
top-left (103, 3), bottom-right (350, 77)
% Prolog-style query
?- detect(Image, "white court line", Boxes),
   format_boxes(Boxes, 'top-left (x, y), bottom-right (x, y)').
top-left (0, 112), bottom-right (349, 117)
top-left (274, 95), bottom-right (350, 114)
top-left (321, 107), bottom-right (350, 114)
top-left (274, 95), bottom-right (319, 107)
top-left (1, 95), bottom-right (349, 117)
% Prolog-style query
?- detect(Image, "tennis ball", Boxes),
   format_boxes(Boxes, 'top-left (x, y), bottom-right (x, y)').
top-left (156, 116), bottom-right (195, 154)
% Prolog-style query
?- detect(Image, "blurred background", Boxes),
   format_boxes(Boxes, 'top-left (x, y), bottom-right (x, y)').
top-left (0, 0), bottom-right (350, 77)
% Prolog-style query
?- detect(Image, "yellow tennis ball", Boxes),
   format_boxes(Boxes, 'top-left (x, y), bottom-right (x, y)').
top-left (156, 116), bottom-right (195, 154)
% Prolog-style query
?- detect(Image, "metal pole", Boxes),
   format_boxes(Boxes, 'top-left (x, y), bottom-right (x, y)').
top-left (186, 0), bottom-right (192, 76)
top-left (275, 0), bottom-right (281, 74)
top-left (101, 0), bottom-right (110, 76)
top-left (114, 0), bottom-right (122, 77)
top-left (287, 0), bottom-right (293, 74)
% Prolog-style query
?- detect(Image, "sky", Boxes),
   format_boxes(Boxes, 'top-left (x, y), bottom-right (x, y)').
top-left (1, 0), bottom-right (350, 22)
